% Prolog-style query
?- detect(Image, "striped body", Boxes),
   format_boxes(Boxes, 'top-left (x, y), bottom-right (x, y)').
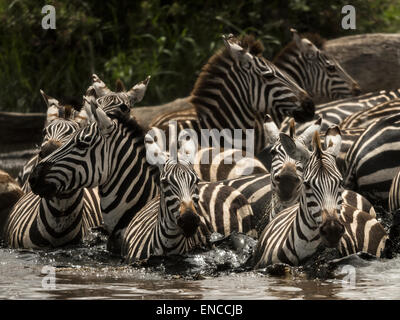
top-left (389, 169), bottom-right (400, 213)
top-left (193, 147), bottom-right (267, 182)
top-left (281, 89), bottom-right (400, 135)
top-left (254, 202), bottom-right (387, 267)
top-left (4, 187), bottom-right (102, 248)
top-left (340, 99), bottom-right (400, 130)
top-left (344, 113), bottom-right (400, 206)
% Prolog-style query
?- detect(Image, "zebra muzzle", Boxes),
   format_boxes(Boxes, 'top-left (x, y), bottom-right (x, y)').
top-left (177, 202), bottom-right (200, 237)
top-left (29, 162), bottom-right (57, 198)
top-left (319, 214), bottom-right (345, 248)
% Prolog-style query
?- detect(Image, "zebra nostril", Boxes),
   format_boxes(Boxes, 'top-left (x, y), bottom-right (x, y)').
top-left (275, 175), bottom-right (281, 182)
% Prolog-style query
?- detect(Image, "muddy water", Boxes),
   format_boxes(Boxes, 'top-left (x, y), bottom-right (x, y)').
top-left (1, 152), bottom-right (400, 300)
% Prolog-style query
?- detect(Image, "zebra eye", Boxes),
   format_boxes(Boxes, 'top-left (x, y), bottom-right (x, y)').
top-left (326, 64), bottom-right (336, 72)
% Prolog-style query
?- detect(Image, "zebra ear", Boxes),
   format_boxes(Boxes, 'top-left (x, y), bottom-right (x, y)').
top-left (312, 131), bottom-right (323, 157)
top-left (115, 79), bottom-right (126, 92)
top-left (74, 108), bottom-right (90, 128)
top-left (92, 74), bottom-right (112, 97)
top-left (280, 133), bottom-right (310, 162)
top-left (178, 130), bottom-right (197, 165)
top-left (90, 100), bottom-right (114, 136)
top-left (291, 28), bottom-right (318, 59)
top-left (298, 116), bottom-right (322, 145)
top-left (41, 89), bottom-right (62, 123)
top-left (145, 133), bottom-right (168, 167)
top-left (127, 75), bottom-right (151, 105)
top-left (222, 34), bottom-right (251, 66)
top-left (325, 125), bottom-right (342, 157)
top-left (263, 114), bottom-right (280, 145)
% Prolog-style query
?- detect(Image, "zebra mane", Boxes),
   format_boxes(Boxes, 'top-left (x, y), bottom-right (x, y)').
top-left (107, 108), bottom-right (149, 138)
top-left (273, 32), bottom-right (326, 62)
top-left (191, 34), bottom-right (264, 97)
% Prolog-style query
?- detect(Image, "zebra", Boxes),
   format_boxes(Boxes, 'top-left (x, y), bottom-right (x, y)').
top-left (204, 115), bottom-right (375, 235)
top-left (121, 133), bottom-right (255, 263)
top-left (273, 28), bottom-right (360, 102)
top-left (28, 93), bottom-right (160, 254)
top-left (253, 127), bottom-right (388, 268)
top-left (280, 88), bottom-right (400, 135)
top-left (389, 168), bottom-right (400, 213)
top-left (4, 110), bottom-right (103, 249)
top-left (17, 90), bottom-right (89, 191)
top-left (340, 98), bottom-right (400, 130)
top-left (150, 34), bottom-right (315, 156)
top-left (0, 169), bottom-right (24, 236)
top-left (343, 113), bottom-right (400, 207)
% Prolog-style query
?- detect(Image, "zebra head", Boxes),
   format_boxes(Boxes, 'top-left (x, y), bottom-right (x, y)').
top-left (145, 131), bottom-right (201, 238)
top-left (289, 29), bottom-right (361, 100)
top-left (84, 74), bottom-right (151, 121)
top-left (222, 34), bottom-right (314, 124)
top-left (39, 90), bottom-right (86, 160)
top-left (29, 102), bottom-right (117, 199)
top-left (280, 126), bottom-right (345, 248)
top-left (263, 114), bottom-right (321, 207)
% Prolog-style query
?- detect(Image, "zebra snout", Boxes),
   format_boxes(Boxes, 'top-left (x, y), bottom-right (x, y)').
top-left (39, 140), bottom-right (62, 160)
top-left (293, 96), bottom-right (315, 123)
top-left (275, 167), bottom-right (301, 202)
top-left (319, 215), bottom-right (345, 248)
top-left (29, 162), bottom-right (56, 198)
top-left (177, 202), bottom-right (200, 237)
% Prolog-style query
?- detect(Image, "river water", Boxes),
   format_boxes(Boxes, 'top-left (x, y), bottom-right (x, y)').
top-left (1, 150), bottom-right (400, 300)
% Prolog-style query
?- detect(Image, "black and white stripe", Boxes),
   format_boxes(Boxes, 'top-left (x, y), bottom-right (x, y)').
top-left (121, 134), bottom-right (256, 262)
top-left (253, 127), bottom-right (387, 267)
top-left (274, 29), bottom-right (360, 102)
top-left (151, 34), bottom-right (314, 155)
top-left (4, 99), bottom-right (103, 248)
top-left (344, 113), bottom-right (400, 207)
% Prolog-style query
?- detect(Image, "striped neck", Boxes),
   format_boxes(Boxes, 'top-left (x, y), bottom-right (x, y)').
top-left (38, 189), bottom-right (84, 243)
top-left (98, 122), bottom-right (159, 235)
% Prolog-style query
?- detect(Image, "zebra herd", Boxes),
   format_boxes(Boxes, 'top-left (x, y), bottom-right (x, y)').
top-left (1, 30), bottom-right (400, 270)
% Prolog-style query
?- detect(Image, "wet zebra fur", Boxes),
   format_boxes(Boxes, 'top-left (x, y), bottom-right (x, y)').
top-left (253, 128), bottom-right (387, 268)
top-left (121, 134), bottom-right (255, 262)
top-left (273, 29), bottom-right (360, 102)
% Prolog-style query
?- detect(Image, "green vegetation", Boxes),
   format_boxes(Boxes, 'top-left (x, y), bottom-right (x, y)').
top-left (0, 0), bottom-right (399, 112)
